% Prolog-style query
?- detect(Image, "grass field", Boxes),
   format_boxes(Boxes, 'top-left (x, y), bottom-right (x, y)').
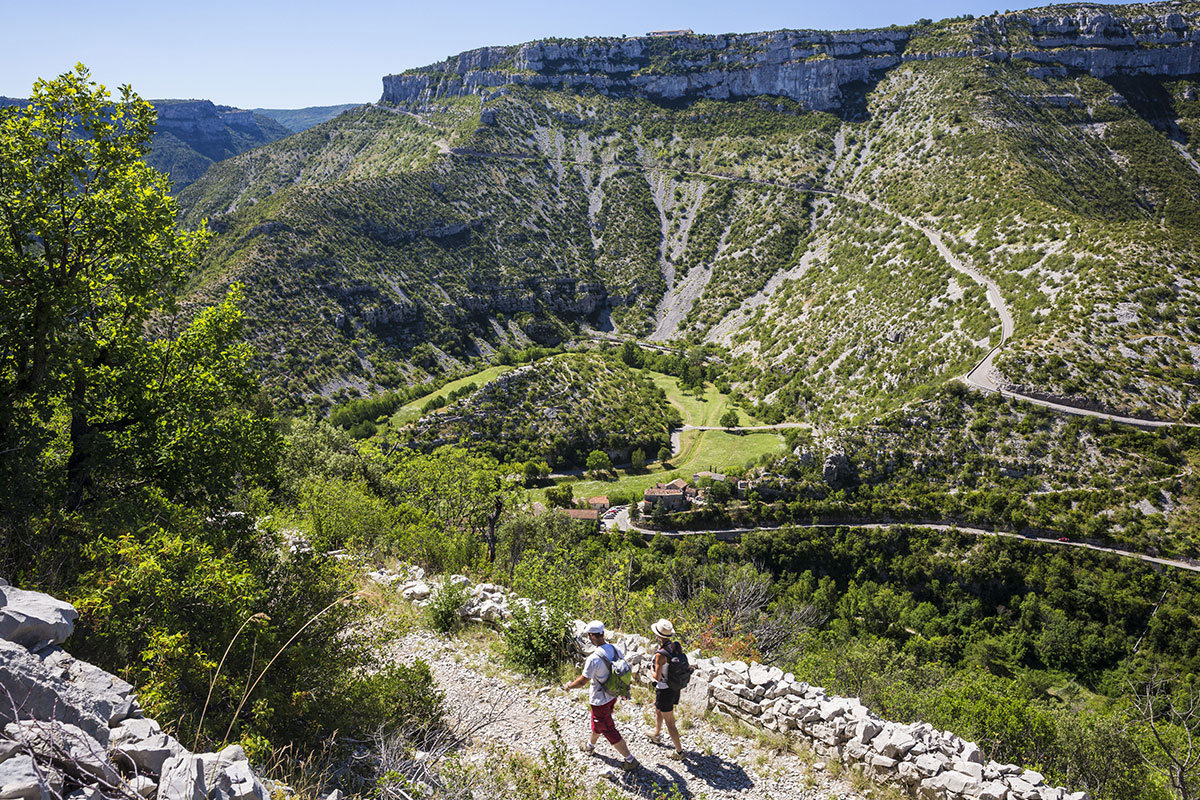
top-left (649, 373), bottom-right (760, 428)
top-left (389, 365), bottom-right (514, 427)
top-left (542, 430), bottom-right (784, 501)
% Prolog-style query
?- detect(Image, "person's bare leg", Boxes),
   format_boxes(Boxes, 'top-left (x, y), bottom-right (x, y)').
top-left (652, 708), bottom-right (664, 737)
top-left (663, 710), bottom-right (682, 752)
top-left (612, 737), bottom-right (632, 759)
top-left (589, 732), bottom-right (601, 747)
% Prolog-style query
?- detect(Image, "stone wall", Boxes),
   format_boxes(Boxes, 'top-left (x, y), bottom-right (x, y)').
top-left (379, 568), bottom-right (1089, 800)
top-left (0, 580), bottom-right (275, 800)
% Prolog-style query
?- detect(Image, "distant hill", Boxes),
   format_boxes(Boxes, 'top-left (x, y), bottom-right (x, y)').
top-left (147, 99), bottom-right (292, 190)
top-left (252, 104), bottom-right (363, 133)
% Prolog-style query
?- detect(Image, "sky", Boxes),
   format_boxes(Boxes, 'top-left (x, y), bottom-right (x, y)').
top-left (3, 0), bottom-right (1047, 108)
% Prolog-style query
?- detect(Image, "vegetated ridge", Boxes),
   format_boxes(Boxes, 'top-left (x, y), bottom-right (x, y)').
top-left (406, 352), bottom-right (680, 468)
top-left (179, 1), bottom-right (1200, 426)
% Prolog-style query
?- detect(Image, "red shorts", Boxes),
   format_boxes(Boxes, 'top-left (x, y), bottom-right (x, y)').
top-left (589, 698), bottom-right (621, 744)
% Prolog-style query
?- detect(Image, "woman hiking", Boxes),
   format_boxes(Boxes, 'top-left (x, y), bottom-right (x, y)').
top-left (645, 618), bottom-right (686, 759)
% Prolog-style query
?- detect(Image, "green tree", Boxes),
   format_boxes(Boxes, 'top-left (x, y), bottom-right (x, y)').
top-left (0, 65), bottom-right (213, 513)
top-left (586, 449), bottom-right (613, 476)
top-left (523, 458), bottom-right (549, 487)
top-left (720, 409), bottom-right (739, 429)
top-left (658, 445), bottom-right (673, 465)
top-left (630, 448), bottom-right (647, 471)
top-left (545, 483), bottom-right (574, 508)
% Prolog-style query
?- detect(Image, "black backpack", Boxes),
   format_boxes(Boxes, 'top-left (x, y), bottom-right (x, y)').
top-left (660, 642), bottom-right (692, 691)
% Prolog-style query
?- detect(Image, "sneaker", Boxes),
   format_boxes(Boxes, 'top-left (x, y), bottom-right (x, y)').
top-left (666, 749), bottom-right (684, 761)
top-left (601, 768), bottom-right (621, 782)
top-left (621, 758), bottom-right (639, 772)
top-left (644, 729), bottom-right (663, 744)
top-left (578, 739), bottom-right (596, 756)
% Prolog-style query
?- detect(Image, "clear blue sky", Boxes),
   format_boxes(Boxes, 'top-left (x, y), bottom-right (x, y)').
top-left (3, 0), bottom-right (1048, 108)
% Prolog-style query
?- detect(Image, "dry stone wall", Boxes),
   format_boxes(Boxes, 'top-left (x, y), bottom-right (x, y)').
top-left (0, 580), bottom-right (276, 800)
top-left (378, 568), bottom-right (1089, 800)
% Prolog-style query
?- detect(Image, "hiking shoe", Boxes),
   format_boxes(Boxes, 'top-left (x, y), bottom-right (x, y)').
top-left (621, 758), bottom-right (639, 772)
top-left (578, 740), bottom-right (596, 756)
top-left (644, 729), bottom-right (663, 744)
top-left (666, 749), bottom-right (684, 761)
top-left (601, 769), bottom-right (621, 782)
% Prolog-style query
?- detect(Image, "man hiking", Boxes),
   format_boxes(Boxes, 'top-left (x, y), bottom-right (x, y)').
top-left (562, 620), bottom-right (639, 772)
top-left (645, 618), bottom-right (686, 759)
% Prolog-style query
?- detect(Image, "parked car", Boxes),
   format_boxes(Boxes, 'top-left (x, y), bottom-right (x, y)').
top-left (1057, 536), bottom-right (1070, 542)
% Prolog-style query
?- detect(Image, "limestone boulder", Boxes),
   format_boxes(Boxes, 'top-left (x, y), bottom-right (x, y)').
top-left (109, 717), bottom-right (187, 775)
top-left (0, 587), bottom-right (77, 649)
top-left (0, 754), bottom-right (62, 800)
top-left (4, 720), bottom-right (117, 784)
top-left (0, 640), bottom-right (135, 746)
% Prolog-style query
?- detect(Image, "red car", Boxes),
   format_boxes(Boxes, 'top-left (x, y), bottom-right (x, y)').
top-left (1057, 536), bottom-right (1069, 543)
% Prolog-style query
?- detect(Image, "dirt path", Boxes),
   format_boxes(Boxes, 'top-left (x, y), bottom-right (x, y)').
top-left (387, 632), bottom-right (867, 800)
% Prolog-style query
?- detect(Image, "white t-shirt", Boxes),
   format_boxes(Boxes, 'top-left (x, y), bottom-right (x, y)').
top-left (582, 642), bottom-right (623, 706)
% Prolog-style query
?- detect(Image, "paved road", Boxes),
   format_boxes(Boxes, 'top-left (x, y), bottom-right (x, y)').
top-left (610, 509), bottom-right (1200, 573)
top-left (447, 148), bottom-right (1196, 430)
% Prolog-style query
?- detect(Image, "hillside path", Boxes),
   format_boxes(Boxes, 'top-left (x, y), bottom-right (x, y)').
top-left (386, 632), bottom-right (866, 800)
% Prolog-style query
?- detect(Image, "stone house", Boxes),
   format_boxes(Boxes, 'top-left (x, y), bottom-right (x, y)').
top-left (587, 496), bottom-right (610, 512)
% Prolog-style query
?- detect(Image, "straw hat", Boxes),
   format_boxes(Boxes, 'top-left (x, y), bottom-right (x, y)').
top-left (650, 618), bottom-right (675, 638)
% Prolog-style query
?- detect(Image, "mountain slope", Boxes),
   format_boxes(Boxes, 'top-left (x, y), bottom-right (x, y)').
top-left (148, 99), bottom-right (292, 189)
top-left (178, 2), bottom-right (1200, 421)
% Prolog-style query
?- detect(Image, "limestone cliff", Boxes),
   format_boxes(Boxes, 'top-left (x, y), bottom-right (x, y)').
top-left (381, 3), bottom-right (1200, 112)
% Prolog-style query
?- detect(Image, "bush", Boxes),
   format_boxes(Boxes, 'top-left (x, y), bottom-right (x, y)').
top-left (504, 601), bottom-right (572, 678)
top-left (427, 580), bottom-right (471, 634)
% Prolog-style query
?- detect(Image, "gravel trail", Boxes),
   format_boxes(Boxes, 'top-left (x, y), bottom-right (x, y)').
top-left (387, 632), bottom-right (868, 800)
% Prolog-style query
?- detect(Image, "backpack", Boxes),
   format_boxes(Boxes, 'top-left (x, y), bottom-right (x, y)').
top-left (595, 644), bottom-right (633, 700)
top-left (660, 642), bottom-right (693, 692)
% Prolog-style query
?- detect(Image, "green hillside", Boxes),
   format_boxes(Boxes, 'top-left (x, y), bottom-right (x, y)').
top-left (403, 352), bottom-right (680, 468)
top-left (179, 8), bottom-right (1200, 425)
top-left (251, 103), bottom-right (363, 132)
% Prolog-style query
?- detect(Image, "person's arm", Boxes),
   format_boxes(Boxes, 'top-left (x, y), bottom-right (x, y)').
top-left (562, 673), bottom-right (588, 692)
top-left (653, 650), bottom-right (667, 682)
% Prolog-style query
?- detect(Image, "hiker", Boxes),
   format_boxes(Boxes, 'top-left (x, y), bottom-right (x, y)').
top-left (561, 620), bottom-right (639, 772)
top-left (645, 618), bottom-right (685, 759)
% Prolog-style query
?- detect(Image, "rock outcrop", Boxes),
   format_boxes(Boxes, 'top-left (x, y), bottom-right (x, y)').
top-left (0, 582), bottom-right (273, 800)
top-left (381, 5), bottom-right (1200, 113)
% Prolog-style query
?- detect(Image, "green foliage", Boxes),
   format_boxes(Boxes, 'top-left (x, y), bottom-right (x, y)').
top-left (545, 483), bottom-right (574, 508)
top-left (504, 601), bottom-right (573, 678)
top-left (585, 450), bottom-right (613, 476)
top-left (427, 580), bottom-right (471, 635)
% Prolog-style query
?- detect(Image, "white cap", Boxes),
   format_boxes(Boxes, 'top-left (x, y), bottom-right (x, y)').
top-left (584, 620), bottom-right (605, 635)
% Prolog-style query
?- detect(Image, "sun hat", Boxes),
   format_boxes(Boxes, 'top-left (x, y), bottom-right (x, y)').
top-left (650, 618), bottom-right (675, 638)
top-left (584, 620), bottom-right (606, 635)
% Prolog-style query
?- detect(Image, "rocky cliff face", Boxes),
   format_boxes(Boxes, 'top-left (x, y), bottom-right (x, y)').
top-left (147, 101), bottom-right (291, 190)
top-left (381, 3), bottom-right (1200, 112)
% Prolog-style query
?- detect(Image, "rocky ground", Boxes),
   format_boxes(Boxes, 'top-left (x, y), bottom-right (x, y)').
top-left (384, 630), bottom-right (874, 800)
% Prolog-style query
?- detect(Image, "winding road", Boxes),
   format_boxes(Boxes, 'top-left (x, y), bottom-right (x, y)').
top-left (446, 147), bottom-right (1195, 430)
top-left (609, 509), bottom-right (1200, 574)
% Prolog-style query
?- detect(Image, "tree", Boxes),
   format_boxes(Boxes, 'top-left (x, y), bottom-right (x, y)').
top-left (522, 459), bottom-right (548, 487)
top-left (585, 450), bottom-right (613, 477)
top-left (619, 340), bottom-right (645, 369)
top-left (657, 445), bottom-right (673, 465)
top-left (0, 66), bottom-right (274, 526)
top-left (545, 483), bottom-right (574, 508)
top-left (1129, 669), bottom-right (1200, 800)
top-left (720, 409), bottom-right (739, 429)
top-left (630, 448), bottom-right (647, 471)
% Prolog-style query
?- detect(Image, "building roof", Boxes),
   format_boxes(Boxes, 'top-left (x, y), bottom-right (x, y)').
top-left (645, 486), bottom-right (684, 498)
top-left (563, 508), bottom-right (600, 521)
top-left (666, 478), bottom-right (690, 490)
top-left (694, 471), bottom-right (727, 481)
top-left (587, 496), bottom-right (610, 505)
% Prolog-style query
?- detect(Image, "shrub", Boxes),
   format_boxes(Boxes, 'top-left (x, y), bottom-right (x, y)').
top-left (427, 580), bottom-right (471, 634)
top-left (504, 601), bottom-right (572, 678)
